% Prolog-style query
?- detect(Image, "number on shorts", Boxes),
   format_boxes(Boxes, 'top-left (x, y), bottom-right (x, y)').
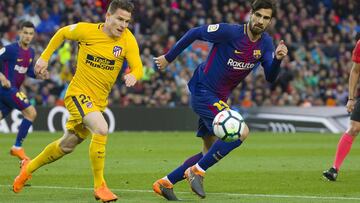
top-left (79, 94), bottom-right (90, 104)
top-left (79, 94), bottom-right (91, 104)
top-left (213, 100), bottom-right (229, 111)
top-left (16, 92), bottom-right (27, 101)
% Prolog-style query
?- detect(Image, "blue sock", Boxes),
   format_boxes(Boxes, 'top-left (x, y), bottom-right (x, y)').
top-left (198, 139), bottom-right (242, 171)
top-left (167, 152), bottom-right (203, 184)
top-left (14, 118), bottom-right (32, 147)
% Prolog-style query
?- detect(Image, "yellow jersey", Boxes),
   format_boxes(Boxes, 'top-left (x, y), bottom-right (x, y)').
top-left (41, 22), bottom-right (143, 108)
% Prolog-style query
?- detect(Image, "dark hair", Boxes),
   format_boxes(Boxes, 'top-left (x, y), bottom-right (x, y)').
top-left (356, 32), bottom-right (360, 41)
top-left (251, 0), bottom-right (277, 18)
top-left (18, 21), bottom-right (35, 30)
top-left (108, 0), bottom-right (134, 14)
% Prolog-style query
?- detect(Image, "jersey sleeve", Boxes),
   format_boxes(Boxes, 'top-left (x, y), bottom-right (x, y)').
top-left (261, 37), bottom-right (275, 67)
top-left (0, 46), bottom-right (11, 73)
top-left (125, 33), bottom-right (143, 80)
top-left (0, 46), bottom-right (10, 62)
top-left (40, 23), bottom-right (88, 61)
top-left (195, 23), bottom-right (239, 43)
top-left (165, 23), bottom-right (238, 62)
top-left (352, 40), bottom-right (360, 63)
top-left (26, 50), bottom-right (36, 78)
top-left (261, 37), bottom-right (281, 82)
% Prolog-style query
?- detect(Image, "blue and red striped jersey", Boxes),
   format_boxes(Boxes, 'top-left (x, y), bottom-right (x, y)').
top-left (165, 23), bottom-right (281, 100)
top-left (0, 42), bottom-right (36, 89)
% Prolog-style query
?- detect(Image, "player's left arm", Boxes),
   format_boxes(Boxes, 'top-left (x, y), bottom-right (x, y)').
top-left (124, 35), bottom-right (143, 87)
top-left (262, 39), bottom-right (288, 82)
top-left (347, 62), bottom-right (360, 113)
top-left (26, 50), bottom-right (37, 78)
top-left (27, 61), bottom-right (36, 78)
top-left (347, 41), bottom-right (360, 112)
top-left (27, 50), bottom-right (49, 80)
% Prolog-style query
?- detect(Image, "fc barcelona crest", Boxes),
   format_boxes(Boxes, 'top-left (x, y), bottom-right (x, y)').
top-left (113, 46), bottom-right (122, 57)
top-left (253, 50), bottom-right (261, 59)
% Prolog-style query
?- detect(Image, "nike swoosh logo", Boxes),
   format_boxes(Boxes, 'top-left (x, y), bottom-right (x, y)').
top-left (234, 50), bottom-right (242, 54)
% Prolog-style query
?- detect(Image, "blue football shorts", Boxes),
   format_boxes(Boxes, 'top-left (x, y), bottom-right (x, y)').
top-left (0, 87), bottom-right (31, 118)
top-left (190, 87), bottom-right (229, 137)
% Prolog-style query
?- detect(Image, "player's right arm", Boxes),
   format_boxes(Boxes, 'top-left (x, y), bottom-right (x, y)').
top-left (347, 40), bottom-right (360, 113)
top-left (0, 46), bottom-right (10, 61)
top-left (35, 23), bottom-right (86, 75)
top-left (0, 72), bottom-right (11, 88)
top-left (0, 46), bottom-right (11, 88)
top-left (154, 23), bottom-right (237, 69)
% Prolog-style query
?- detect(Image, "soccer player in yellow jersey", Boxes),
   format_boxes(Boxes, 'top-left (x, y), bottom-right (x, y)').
top-left (13, 0), bottom-right (142, 202)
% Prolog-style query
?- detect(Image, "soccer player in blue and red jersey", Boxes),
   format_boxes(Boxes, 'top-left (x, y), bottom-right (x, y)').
top-left (0, 21), bottom-right (48, 160)
top-left (153, 0), bottom-right (288, 200)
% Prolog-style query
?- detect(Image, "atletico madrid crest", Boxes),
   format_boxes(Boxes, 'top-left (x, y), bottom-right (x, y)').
top-left (113, 46), bottom-right (122, 57)
top-left (86, 102), bottom-right (93, 108)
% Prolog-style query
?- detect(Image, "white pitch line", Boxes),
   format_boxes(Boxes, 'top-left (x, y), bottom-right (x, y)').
top-left (1, 184), bottom-right (360, 201)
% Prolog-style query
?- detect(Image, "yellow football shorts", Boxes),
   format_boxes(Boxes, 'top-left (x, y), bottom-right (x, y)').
top-left (64, 93), bottom-right (105, 139)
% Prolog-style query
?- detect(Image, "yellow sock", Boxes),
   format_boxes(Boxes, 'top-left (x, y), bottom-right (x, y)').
top-left (27, 139), bottom-right (65, 173)
top-left (89, 134), bottom-right (107, 189)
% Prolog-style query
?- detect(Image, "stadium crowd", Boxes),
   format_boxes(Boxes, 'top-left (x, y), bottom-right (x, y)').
top-left (0, 0), bottom-right (359, 108)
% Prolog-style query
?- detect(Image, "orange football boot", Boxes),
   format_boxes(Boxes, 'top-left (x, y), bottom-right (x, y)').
top-left (10, 147), bottom-right (30, 160)
top-left (184, 165), bottom-right (206, 198)
top-left (94, 182), bottom-right (118, 202)
top-left (153, 178), bottom-right (179, 200)
top-left (13, 159), bottom-right (32, 193)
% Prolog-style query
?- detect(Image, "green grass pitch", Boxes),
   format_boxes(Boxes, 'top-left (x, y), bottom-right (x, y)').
top-left (1, 132), bottom-right (360, 202)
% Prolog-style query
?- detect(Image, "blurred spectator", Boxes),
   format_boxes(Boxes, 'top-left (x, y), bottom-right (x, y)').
top-left (0, 0), bottom-right (359, 108)
top-left (36, 10), bottom-right (58, 34)
top-left (24, 8), bottom-right (41, 27)
top-left (58, 42), bottom-right (71, 65)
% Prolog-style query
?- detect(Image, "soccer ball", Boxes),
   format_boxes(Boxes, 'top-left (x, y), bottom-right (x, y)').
top-left (212, 109), bottom-right (245, 142)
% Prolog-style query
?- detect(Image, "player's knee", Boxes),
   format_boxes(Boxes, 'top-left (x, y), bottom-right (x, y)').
top-left (59, 133), bottom-right (82, 154)
top-left (347, 125), bottom-right (360, 136)
top-left (60, 146), bottom-right (75, 154)
top-left (83, 112), bottom-right (109, 135)
top-left (59, 140), bottom-right (77, 154)
top-left (60, 142), bottom-right (76, 154)
top-left (23, 106), bottom-right (37, 121)
top-left (239, 124), bottom-right (250, 141)
top-left (92, 125), bottom-right (109, 135)
top-left (29, 109), bottom-right (37, 120)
